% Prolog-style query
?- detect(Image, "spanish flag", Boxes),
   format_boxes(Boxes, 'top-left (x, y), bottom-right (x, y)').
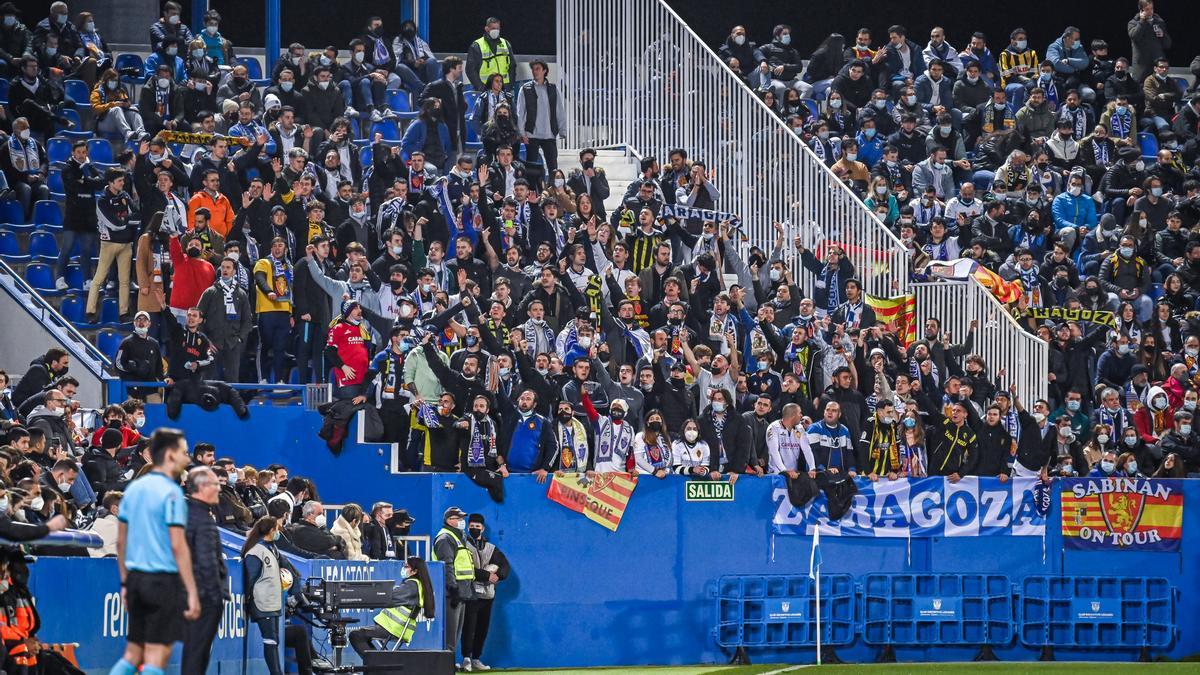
top-left (547, 473), bottom-right (638, 532)
top-left (925, 258), bottom-right (1023, 305)
top-left (865, 294), bottom-right (917, 347)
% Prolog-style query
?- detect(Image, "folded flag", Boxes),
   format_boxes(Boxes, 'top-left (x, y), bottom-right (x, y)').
top-left (546, 472), bottom-right (638, 532)
top-left (925, 258), bottom-right (1022, 304)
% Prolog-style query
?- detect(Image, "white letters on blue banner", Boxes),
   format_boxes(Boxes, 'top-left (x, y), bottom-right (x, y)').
top-left (771, 476), bottom-right (1046, 537)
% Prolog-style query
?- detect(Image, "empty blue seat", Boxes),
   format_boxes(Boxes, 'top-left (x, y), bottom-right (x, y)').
top-left (0, 230), bottom-right (24, 262)
top-left (25, 262), bottom-right (59, 294)
top-left (359, 145), bottom-right (372, 167)
top-left (58, 293), bottom-right (85, 323)
top-left (99, 296), bottom-right (120, 325)
top-left (96, 329), bottom-right (123, 359)
top-left (47, 171), bottom-right (64, 194)
top-left (28, 230), bottom-right (59, 261)
top-left (234, 57), bottom-right (270, 87)
top-left (387, 89), bottom-right (411, 113)
top-left (87, 139), bottom-right (114, 164)
top-left (0, 199), bottom-right (23, 226)
top-left (115, 53), bottom-right (144, 84)
top-left (64, 264), bottom-right (84, 291)
top-left (1138, 132), bottom-right (1159, 160)
top-left (56, 108), bottom-right (82, 134)
top-left (63, 79), bottom-right (90, 105)
top-left (371, 121), bottom-right (400, 141)
top-left (32, 200), bottom-right (62, 226)
top-left (802, 99), bottom-right (819, 118)
top-left (47, 137), bottom-right (72, 165)
top-left (1172, 77), bottom-right (1188, 95)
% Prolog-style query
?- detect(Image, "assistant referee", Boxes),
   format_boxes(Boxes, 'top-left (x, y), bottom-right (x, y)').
top-left (108, 428), bottom-right (201, 675)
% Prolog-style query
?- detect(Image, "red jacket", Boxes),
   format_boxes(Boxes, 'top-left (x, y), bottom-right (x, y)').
top-left (168, 236), bottom-right (216, 311)
top-left (89, 425), bottom-right (142, 450)
top-left (326, 322), bottom-right (371, 387)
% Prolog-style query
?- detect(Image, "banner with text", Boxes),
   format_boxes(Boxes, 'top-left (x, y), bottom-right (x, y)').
top-left (771, 476), bottom-right (1046, 537)
top-left (1060, 478), bottom-right (1183, 551)
top-left (659, 203), bottom-right (743, 229)
top-left (547, 472), bottom-right (638, 531)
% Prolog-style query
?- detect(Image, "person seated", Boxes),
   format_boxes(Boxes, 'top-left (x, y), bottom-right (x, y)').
top-left (285, 500), bottom-right (346, 559)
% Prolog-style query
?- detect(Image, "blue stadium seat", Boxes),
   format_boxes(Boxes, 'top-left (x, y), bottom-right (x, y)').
top-left (1148, 283), bottom-right (1164, 301)
top-left (47, 137), bottom-right (72, 166)
top-left (56, 108), bottom-right (82, 134)
top-left (387, 89), bottom-right (411, 113)
top-left (48, 171), bottom-right (64, 195)
top-left (1138, 132), bottom-right (1159, 161)
top-left (96, 329), bottom-right (123, 359)
top-left (25, 262), bottom-right (60, 295)
top-left (98, 296), bottom-right (120, 325)
top-left (359, 145), bottom-right (372, 167)
top-left (63, 79), bottom-right (90, 105)
top-left (87, 139), bottom-right (115, 164)
top-left (0, 199), bottom-right (24, 226)
top-left (802, 99), bottom-right (819, 118)
top-left (0, 230), bottom-right (25, 262)
top-left (58, 294), bottom-right (85, 324)
top-left (64, 264), bottom-right (84, 291)
top-left (1172, 77), bottom-right (1188, 95)
top-left (32, 200), bottom-right (62, 227)
top-left (28, 230), bottom-right (60, 262)
top-left (115, 53), bottom-right (144, 84)
top-left (235, 57), bottom-right (270, 87)
top-left (372, 121), bottom-right (400, 141)
top-left (0, 79), bottom-right (8, 104)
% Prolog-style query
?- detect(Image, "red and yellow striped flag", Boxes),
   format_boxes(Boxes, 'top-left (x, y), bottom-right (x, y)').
top-left (865, 293), bottom-right (917, 347)
top-left (546, 472), bottom-right (638, 531)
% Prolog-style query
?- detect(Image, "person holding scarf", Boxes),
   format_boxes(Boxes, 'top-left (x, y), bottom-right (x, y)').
top-left (858, 400), bottom-right (904, 480)
top-left (456, 394), bottom-right (506, 502)
top-left (253, 237), bottom-right (294, 384)
top-left (533, 400), bottom-right (592, 483)
top-left (196, 257), bottom-right (253, 382)
top-left (799, 242), bottom-right (855, 318)
top-left (585, 394), bottom-right (636, 473)
top-left (899, 409), bottom-right (928, 477)
top-left (632, 410), bottom-right (673, 478)
top-left (0, 117), bottom-right (48, 219)
top-left (364, 324), bottom-right (416, 448)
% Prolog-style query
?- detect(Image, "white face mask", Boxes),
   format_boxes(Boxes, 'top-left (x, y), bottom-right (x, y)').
top-left (157, 77), bottom-right (170, 89)
top-left (317, 80), bottom-right (330, 89)
top-left (845, 152), bottom-right (858, 162)
top-left (134, 415), bottom-right (146, 428)
top-left (1068, 185), bottom-right (1083, 196)
top-left (314, 514), bottom-right (328, 528)
top-left (577, 336), bottom-right (592, 349)
top-left (29, 497), bottom-right (44, 511)
top-left (205, 25), bottom-right (218, 36)
top-left (684, 429), bottom-right (699, 443)
top-left (17, 129), bottom-right (29, 141)
top-left (1096, 434), bottom-right (1110, 445)
top-left (488, 28), bottom-right (500, 40)
top-left (319, 55), bottom-right (331, 66)
top-left (554, 178), bottom-right (565, 188)
top-left (353, 52), bottom-right (365, 63)
top-left (733, 35), bottom-right (745, 46)
top-left (192, 48), bottom-right (204, 58)
top-left (57, 481), bottom-right (72, 492)
top-left (167, 14), bottom-right (180, 25)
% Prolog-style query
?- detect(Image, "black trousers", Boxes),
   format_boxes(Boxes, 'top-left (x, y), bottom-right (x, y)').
top-left (461, 598), bottom-right (494, 660)
top-left (464, 468), bottom-right (505, 503)
top-left (524, 137), bottom-right (558, 174)
top-left (349, 625), bottom-right (394, 658)
top-left (181, 598), bottom-right (223, 675)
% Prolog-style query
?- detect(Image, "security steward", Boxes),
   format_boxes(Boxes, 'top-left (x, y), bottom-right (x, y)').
top-left (466, 17), bottom-right (515, 90)
top-left (349, 556), bottom-right (436, 657)
top-left (433, 506), bottom-right (475, 662)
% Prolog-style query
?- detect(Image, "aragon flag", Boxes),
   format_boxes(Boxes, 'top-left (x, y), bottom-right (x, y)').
top-left (865, 293), bottom-right (917, 347)
top-left (546, 473), bottom-right (638, 532)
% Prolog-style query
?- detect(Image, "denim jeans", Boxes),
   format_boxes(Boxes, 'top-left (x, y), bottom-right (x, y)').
top-left (394, 59), bottom-right (441, 94)
top-left (56, 229), bottom-right (98, 281)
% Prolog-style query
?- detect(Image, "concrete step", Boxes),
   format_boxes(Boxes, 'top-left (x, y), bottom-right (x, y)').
top-left (559, 147), bottom-right (640, 214)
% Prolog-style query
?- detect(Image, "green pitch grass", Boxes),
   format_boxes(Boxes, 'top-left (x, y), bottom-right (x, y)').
top-left (495, 663), bottom-right (1200, 675)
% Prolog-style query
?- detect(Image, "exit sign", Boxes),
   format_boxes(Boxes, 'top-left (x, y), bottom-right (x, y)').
top-left (685, 481), bottom-right (734, 501)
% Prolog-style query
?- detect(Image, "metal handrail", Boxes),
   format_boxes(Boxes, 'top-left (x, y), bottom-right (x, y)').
top-left (0, 257), bottom-right (110, 375)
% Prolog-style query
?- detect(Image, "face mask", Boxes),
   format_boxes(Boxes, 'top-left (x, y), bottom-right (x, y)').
top-left (558, 410), bottom-right (574, 421)
top-left (683, 429), bottom-right (699, 443)
top-left (817, 131), bottom-right (829, 140)
top-left (779, 34), bottom-right (791, 45)
top-left (1117, 343), bottom-right (1131, 355)
top-left (1096, 434), bottom-right (1110, 445)
top-left (1117, 435), bottom-right (1137, 449)
top-left (1068, 186), bottom-right (1083, 196)
top-left (0, 498), bottom-right (8, 512)
top-left (554, 178), bottom-right (566, 188)
top-left (939, 125), bottom-right (952, 135)
top-left (421, 283), bottom-right (433, 293)
top-left (465, 336), bottom-right (479, 348)
top-left (843, 152), bottom-right (858, 162)
top-left (1134, 160), bottom-right (1145, 172)
top-left (712, 401), bottom-right (726, 413)
top-left (1100, 460), bottom-right (1115, 473)
top-left (647, 421), bottom-right (663, 432)
top-left (186, 247), bottom-right (202, 258)
top-left (29, 497), bottom-right (44, 511)
top-left (488, 28), bottom-right (501, 40)
top-left (134, 415), bottom-right (146, 428)
top-left (756, 360), bottom-right (769, 372)
top-left (904, 95), bottom-right (917, 106)
top-left (166, 47), bottom-right (177, 56)
top-left (1181, 424), bottom-right (1193, 435)
top-left (156, 77), bottom-right (171, 89)
top-left (874, 185), bottom-right (888, 196)
top-left (317, 80), bottom-right (330, 89)
top-left (1119, 246), bottom-right (1134, 258)
top-left (577, 336), bottom-right (592, 349)
top-left (967, 75), bottom-right (979, 84)
top-left (353, 51), bottom-right (365, 63)
top-left (1033, 412), bottom-right (1046, 424)
top-left (769, 268), bottom-right (782, 282)
top-left (733, 34), bottom-right (746, 46)
top-left (1187, 401), bottom-right (1197, 411)
top-left (106, 79), bottom-right (117, 90)
top-left (318, 55), bottom-right (332, 67)
top-left (55, 13), bottom-right (67, 24)
top-left (314, 514), bottom-right (328, 528)
top-left (189, 47), bottom-right (204, 58)
top-left (281, 81), bottom-right (293, 92)
top-left (2, 16), bottom-right (13, 27)
top-left (903, 417), bottom-right (917, 429)
top-left (204, 24), bottom-right (218, 36)
top-left (1067, 400), bottom-right (1081, 412)
top-left (167, 14), bottom-right (180, 24)
top-left (1151, 187), bottom-right (1163, 198)
top-left (828, 99), bottom-right (842, 109)
top-left (267, 482), bottom-right (278, 494)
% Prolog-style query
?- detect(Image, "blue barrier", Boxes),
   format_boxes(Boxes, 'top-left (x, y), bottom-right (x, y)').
top-left (714, 574), bottom-right (855, 648)
top-left (1019, 576), bottom-right (1175, 650)
top-left (862, 574), bottom-right (1013, 646)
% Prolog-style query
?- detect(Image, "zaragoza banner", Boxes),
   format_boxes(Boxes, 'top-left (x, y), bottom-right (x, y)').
top-left (1060, 478), bottom-right (1184, 551)
top-left (546, 473), bottom-right (638, 532)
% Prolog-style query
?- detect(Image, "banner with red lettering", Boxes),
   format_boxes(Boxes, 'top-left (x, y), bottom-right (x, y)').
top-left (546, 473), bottom-right (638, 532)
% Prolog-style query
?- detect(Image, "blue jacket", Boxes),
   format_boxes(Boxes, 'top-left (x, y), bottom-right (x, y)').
top-left (914, 72), bottom-right (954, 112)
top-left (855, 131), bottom-right (885, 167)
top-left (1051, 191), bottom-right (1098, 230)
top-left (1045, 37), bottom-right (1090, 76)
top-left (400, 119), bottom-right (451, 162)
top-left (961, 48), bottom-right (1000, 82)
top-left (143, 52), bottom-right (187, 82)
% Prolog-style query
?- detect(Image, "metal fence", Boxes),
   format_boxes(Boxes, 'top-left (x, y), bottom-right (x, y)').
top-left (911, 281), bottom-right (1049, 405)
top-left (555, 0), bottom-right (907, 297)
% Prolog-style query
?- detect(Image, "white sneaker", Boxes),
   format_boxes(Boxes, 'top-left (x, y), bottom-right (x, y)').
top-left (461, 659), bottom-right (473, 672)
top-left (344, 106), bottom-right (360, 119)
top-left (381, 106), bottom-right (398, 119)
top-left (55, 277), bottom-right (68, 290)
top-left (369, 108), bottom-right (384, 123)
top-left (472, 659), bottom-right (490, 671)
top-left (82, 280), bottom-right (92, 291)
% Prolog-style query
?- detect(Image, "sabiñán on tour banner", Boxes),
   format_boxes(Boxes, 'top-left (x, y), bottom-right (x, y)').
top-left (1060, 478), bottom-right (1183, 551)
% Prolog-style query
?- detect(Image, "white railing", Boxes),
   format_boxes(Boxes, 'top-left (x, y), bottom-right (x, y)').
top-left (911, 281), bottom-right (1049, 405)
top-left (555, 0), bottom-right (907, 297)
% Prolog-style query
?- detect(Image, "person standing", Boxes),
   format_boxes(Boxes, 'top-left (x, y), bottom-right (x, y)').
top-left (515, 59), bottom-right (564, 174)
top-left (433, 507), bottom-right (475, 665)
top-left (181, 466), bottom-right (229, 675)
top-left (107, 428), bottom-right (200, 675)
top-left (241, 516), bottom-right (314, 675)
top-left (253, 237), bottom-right (296, 384)
top-left (86, 167), bottom-right (136, 323)
top-left (196, 257), bottom-right (253, 382)
top-left (462, 514), bottom-right (509, 672)
top-left (1128, 0), bottom-right (1171, 83)
top-left (466, 17), bottom-right (515, 91)
top-left (55, 140), bottom-right (106, 291)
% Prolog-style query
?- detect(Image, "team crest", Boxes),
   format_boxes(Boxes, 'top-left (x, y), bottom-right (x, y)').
top-left (932, 599), bottom-right (942, 610)
top-left (1100, 492), bottom-right (1145, 534)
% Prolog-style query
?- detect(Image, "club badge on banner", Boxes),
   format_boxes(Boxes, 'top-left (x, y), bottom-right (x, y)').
top-left (771, 476), bottom-right (1046, 537)
top-left (546, 472), bottom-right (638, 531)
top-left (1060, 478), bottom-right (1184, 551)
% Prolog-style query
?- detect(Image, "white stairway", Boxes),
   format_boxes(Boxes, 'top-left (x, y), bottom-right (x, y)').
top-left (558, 147), bottom-right (640, 215)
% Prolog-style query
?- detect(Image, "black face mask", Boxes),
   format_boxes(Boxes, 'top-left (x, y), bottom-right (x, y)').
top-left (468, 527), bottom-right (483, 538)
top-left (558, 410), bottom-right (574, 421)
top-left (402, 28), bottom-right (417, 40)
top-left (473, 411), bottom-right (487, 421)
top-left (186, 247), bottom-right (202, 258)
top-left (611, 409), bottom-right (626, 420)
top-left (647, 421), bottom-right (663, 432)
top-left (389, 280), bottom-right (405, 292)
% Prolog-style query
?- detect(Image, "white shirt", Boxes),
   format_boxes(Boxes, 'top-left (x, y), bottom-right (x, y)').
top-left (767, 420), bottom-right (815, 474)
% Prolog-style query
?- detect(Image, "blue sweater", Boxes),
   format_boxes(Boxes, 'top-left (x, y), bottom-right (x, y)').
top-left (508, 412), bottom-right (547, 472)
top-left (1051, 191), bottom-right (1097, 230)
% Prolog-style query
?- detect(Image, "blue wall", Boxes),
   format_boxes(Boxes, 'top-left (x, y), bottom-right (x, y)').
top-left (132, 402), bottom-right (1200, 667)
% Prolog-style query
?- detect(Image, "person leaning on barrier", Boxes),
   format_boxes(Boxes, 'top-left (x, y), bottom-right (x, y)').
top-left (286, 500), bottom-right (345, 560)
top-left (349, 556), bottom-right (436, 658)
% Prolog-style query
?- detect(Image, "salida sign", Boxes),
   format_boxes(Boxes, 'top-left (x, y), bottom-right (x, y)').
top-left (1060, 478), bottom-right (1184, 551)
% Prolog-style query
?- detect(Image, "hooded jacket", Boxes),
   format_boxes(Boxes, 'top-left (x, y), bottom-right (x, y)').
top-left (26, 405), bottom-right (72, 454)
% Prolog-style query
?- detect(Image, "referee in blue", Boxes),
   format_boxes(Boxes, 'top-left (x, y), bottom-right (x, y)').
top-left (108, 428), bottom-right (201, 675)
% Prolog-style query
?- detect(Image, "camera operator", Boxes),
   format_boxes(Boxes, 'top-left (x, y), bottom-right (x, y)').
top-left (348, 556), bottom-right (436, 656)
top-left (242, 517), bottom-right (314, 675)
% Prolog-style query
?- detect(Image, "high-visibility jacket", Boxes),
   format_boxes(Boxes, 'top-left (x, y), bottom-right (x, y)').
top-left (474, 36), bottom-right (514, 84)
top-left (373, 578), bottom-right (423, 645)
top-left (436, 527), bottom-right (475, 581)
